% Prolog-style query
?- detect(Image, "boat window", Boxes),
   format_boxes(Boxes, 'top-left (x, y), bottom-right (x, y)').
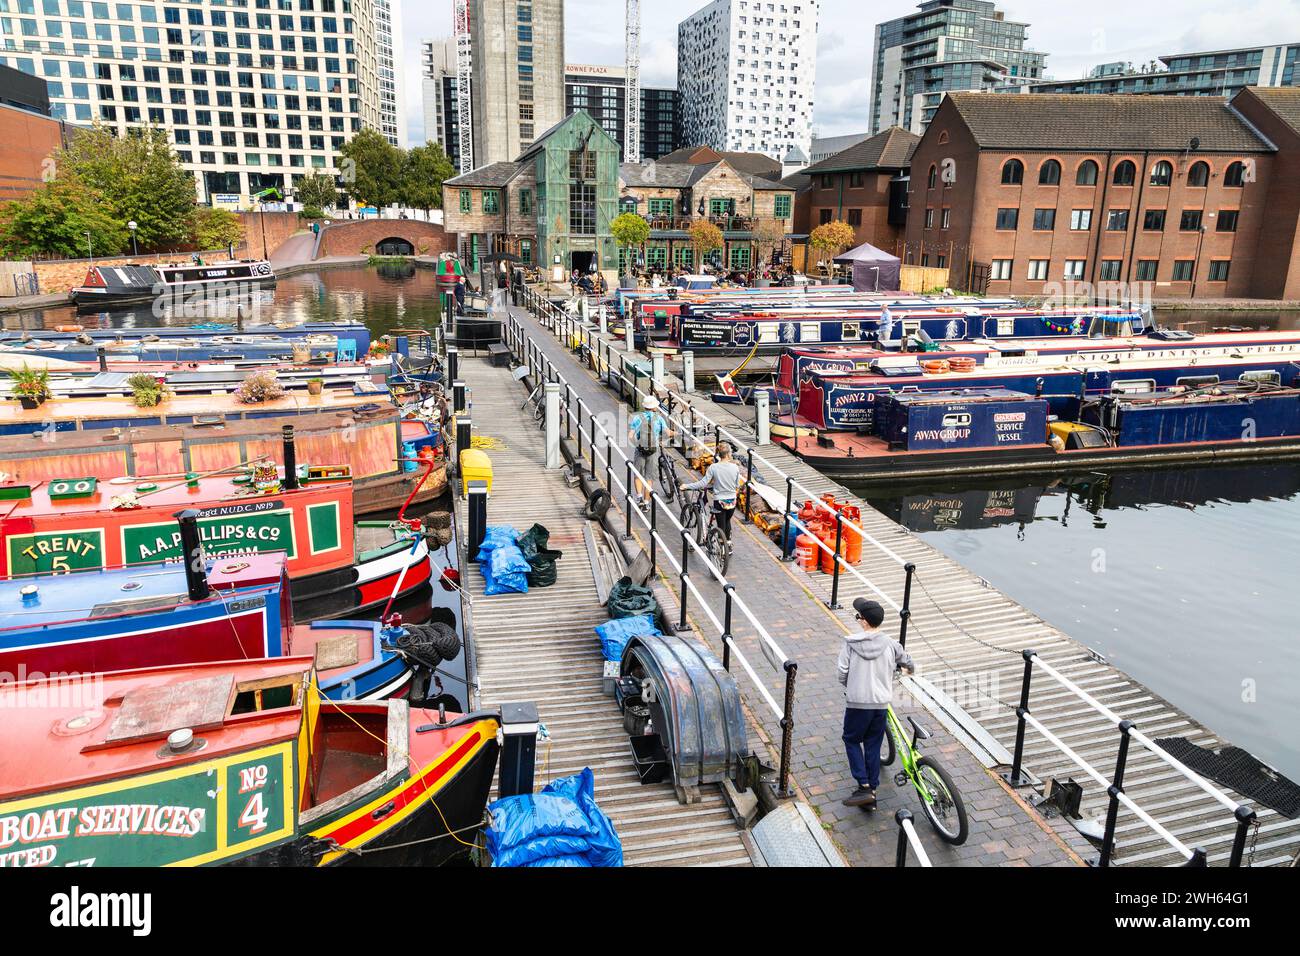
top-left (842, 322), bottom-right (860, 340)
top-left (88, 593), bottom-right (188, 618)
top-left (1088, 317), bottom-right (1133, 338)
top-left (901, 320), bottom-right (921, 337)
top-left (1176, 375), bottom-right (1219, 388)
top-left (996, 318), bottom-right (1015, 336)
top-left (757, 326), bottom-right (780, 343)
top-left (1240, 370), bottom-right (1281, 385)
top-left (1111, 379), bottom-right (1156, 395)
top-left (800, 322), bottom-right (821, 342)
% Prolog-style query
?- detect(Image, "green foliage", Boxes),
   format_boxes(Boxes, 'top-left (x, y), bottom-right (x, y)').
top-left (61, 125), bottom-right (197, 251)
top-left (127, 373), bottom-right (167, 408)
top-left (295, 172), bottom-right (339, 213)
top-left (688, 219), bottom-right (724, 257)
top-left (301, 205), bottom-right (325, 221)
top-left (611, 212), bottom-right (651, 250)
top-left (338, 128), bottom-right (403, 209)
top-left (0, 174), bottom-right (128, 259)
top-left (190, 206), bottom-right (243, 251)
top-left (9, 365), bottom-right (51, 402)
top-left (401, 142), bottom-right (456, 212)
top-left (809, 220), bottom-right (857, 274)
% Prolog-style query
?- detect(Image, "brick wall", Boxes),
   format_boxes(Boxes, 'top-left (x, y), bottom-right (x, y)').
top-left (805, 170), bottom-right (902, 254)
top-left (906, 97), bottom-right (1276, 298)
top-left (315, 219), bottom-right (454, 258)
top-left (0, 105), bottom-right (65, 203)
top-left (233, 211), bottom-right (306, 260)
top-left (1232, 89), bottom-right (1300, 300)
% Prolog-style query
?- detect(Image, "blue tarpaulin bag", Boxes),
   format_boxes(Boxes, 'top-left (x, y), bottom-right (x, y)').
top-left (481, 541), bottom-right (531, 595)
top-left (485, 768), bottom-right (623, 867)
top-left (476, 525), bottom-right (520, 563)
top-left (595, 614), bottom-right (660, 662)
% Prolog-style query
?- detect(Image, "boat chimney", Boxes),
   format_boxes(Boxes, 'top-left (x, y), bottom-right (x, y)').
top-left (97, 346), bottom-right (107, 372)
top-left (281, 425), bottom-right (299, 490)
top-left (19, 584), bottom-right (39, 607)
top-left (167, 728), bottom-right (193, 752)
top-left (174, 509), bottom-right (210, 601)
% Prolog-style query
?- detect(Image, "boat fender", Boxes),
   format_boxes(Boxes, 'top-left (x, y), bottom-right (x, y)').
top-left (384, 621), bottom-right (462, 670)
top-left (584, 487), bottom-right (612, 521)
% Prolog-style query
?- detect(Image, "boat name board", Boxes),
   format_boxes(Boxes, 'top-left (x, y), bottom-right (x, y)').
top-left (0, 742), bottom-right (294, 867)
top-left (122, 508), bottom-right (296, 564)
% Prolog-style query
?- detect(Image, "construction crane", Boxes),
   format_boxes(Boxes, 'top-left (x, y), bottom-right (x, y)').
top-left (625, 0), bottom-right (641, 163)
top-left (454, 0), bottom-right (474, 174)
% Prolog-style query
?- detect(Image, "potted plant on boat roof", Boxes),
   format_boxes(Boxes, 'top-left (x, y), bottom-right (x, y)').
top-left (9, 365), bottom-right (51, 410)
top-left (233, 369), bottom-right (286, 404)
top-left (307, 376), bottom-right (324, 397)
top-left (127, 372), bottom-right (168, 408)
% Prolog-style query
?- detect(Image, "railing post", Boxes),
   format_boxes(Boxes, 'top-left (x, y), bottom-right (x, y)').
top-left (721, 584), bottom-right (734, 671)
top-left (1183, 848), bottom-right (1209, 867)
top-left (604, 436), bottom-right (612, 492)
top-left (1007, 649), bottom-right (1035, 787)
top-left (744, 447), bottom-right (755, 522)
top-left (895, 809), bottom-right (913, 868)
top-left (898, 562), bottom-right (916, 648)
top-left (576, 400), bottom-right (584, 461)
top-left (564, 383), bottom-right (573, 440)
top-left (624, 461), bottom-right (634, 539)
top-left (827, 512), bottom-right (844, 609)
top-left (1099, 718), bottom-right (1135, 868)
top-left (777, 660), bottom-right (798, 797)
top-left (678, 528), bottom-right (690, 632)
top-left (649, 495), bottom-right (658, 574)
top-left (589, 416), bottom-right (597, 476)
top-left (779, 476), bottom-right (795, 562)
top-left (1228, 805), bottom-right (1258, 868)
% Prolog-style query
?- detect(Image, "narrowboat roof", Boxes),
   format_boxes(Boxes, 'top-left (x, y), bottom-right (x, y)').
top-left (0, 552), bottom-right (286, 627)
top-left (0, 384), bottom-right (394, 427)
top-left (0, 656), bottom-right (313, 800)
top-left (0, 473), bottom-right (351, 523)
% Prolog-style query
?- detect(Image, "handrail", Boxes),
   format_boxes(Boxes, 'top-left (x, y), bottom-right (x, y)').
top-left (894, 809), bottom-right (932, 867)
top-left (504, 295), bottom-right (800, 796)
top-left (1009, 648), bottom-right (1257, 868)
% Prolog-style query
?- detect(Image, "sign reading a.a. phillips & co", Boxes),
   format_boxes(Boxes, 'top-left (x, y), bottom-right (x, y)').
top-left (121, 503), bottom-right (297, 564)
top-left (0, 743), bottom-right (294, 867)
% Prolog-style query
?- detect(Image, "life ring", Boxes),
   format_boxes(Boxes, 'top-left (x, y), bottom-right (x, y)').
top-left (55, 325), bottom-right (83, 333)
top-left (921, 359), bottom-right (951, 374)
top-left (949, 356), bottom-right (977, 372)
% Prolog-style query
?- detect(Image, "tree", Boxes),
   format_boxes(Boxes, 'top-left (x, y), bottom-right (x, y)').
top-left (688, 219), bottom-right (723, 269)
top-left (60, 125), bottom-right (197, 251)
top-left (809, 220), bottom-right (856, 276)
top-left (400, 143), bottom-right (456, 215)
top-left (0, 173), bottom-right (128, 259)
top-left (610, 212), bottom-right (650, 274)
top-left (295, 173), bottom-right (339, 216)
top-left (752, 219), bottom-right (787, 274)
top-left (338, 128), bottom-right (403, 209)
top-left (190, 206), bottom-right (244, 251)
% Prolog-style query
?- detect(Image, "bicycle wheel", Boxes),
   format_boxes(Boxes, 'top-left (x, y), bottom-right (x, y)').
top-left (879, 728), bottom-right (896, 767)
top-left (680, 500), bottom-right (700, 536)
top-left (704, 526), bottom-right (730, 576)
top-left (658, 456), bottom-right (677, 502)
top-left (915, 756), bottom-right (969, 845)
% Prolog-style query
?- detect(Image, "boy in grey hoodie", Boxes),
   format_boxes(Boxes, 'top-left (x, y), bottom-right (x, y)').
top-left (838, 598), bottom-right (914, 807)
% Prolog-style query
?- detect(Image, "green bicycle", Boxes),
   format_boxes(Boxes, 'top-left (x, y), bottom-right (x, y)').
top-left (879, 695), bottom-right (969, 845)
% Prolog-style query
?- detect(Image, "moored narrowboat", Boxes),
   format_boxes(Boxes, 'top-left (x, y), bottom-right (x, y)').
top-left (0, 658), bottom-right (500, 866)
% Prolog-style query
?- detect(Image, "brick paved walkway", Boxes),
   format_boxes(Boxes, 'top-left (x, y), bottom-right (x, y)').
top-left (505, 304), bottom-right (1088, 867)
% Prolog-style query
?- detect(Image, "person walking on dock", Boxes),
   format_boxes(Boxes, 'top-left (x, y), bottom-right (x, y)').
top-left (838, 598), bottom-right (914, 808)
top-left (628, 396), bottom-right (674, 504)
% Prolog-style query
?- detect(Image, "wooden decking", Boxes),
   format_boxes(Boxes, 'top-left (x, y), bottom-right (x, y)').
top-left (459, 355), bottom-right (753, 866)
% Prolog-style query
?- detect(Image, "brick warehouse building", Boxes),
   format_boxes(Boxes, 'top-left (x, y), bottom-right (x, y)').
top-left (903, 90), bottom-right (1300, 299)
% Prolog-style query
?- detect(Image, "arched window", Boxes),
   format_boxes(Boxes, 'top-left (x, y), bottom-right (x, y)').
top-left (937, 130), bottom-right (949, 145)
top-left (1000, 159), bottom-right (1024, 185)
top-left (1113, 160), bottom-right (1136, 186)
top-left (1149, 160), bottom-right (1173, 186)
top-left (927, 164), bottom-right (937, 189)
top-left (1224, 161), bottom-right (1246, 187)
top-left (1038, 159), bottom-right (1061, 185)
top-left (1188, 161), bottom-right (1210, 187)
top-left (1076, 160), bottom-right (1098, 186)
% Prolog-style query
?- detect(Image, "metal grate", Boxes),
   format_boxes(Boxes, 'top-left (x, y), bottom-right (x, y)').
top-left (1156, 738), bottom-right (1300, 819)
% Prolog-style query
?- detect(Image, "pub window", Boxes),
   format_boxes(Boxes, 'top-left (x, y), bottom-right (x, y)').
top-left (1224, 161), bottom-right (1246, 187)
top-left (1112, 160), bottom-right (1136, 186)
top-left (1000, 159), bottom-right (1023, 184)
top-left (1038, 159), bottom-right (1061, 185)
top-left (1149, 160), bottom-right (1173, 186)
top-left (1188, 161), bottom-right (1210, 187)
top-left (1076, 160), bottom-right (1098, 185)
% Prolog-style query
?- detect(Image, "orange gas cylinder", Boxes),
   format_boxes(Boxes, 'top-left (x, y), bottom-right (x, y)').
top-left (841, 506), bottom-right (863, 564)
top-left (820, 493), bottom-right (839, 513)
top-left (795, 534), bottom-right (819, 571)
top-left (798, 499), bottom-right (817, 524)
top-left (818, 527), bottom-right (841, 574)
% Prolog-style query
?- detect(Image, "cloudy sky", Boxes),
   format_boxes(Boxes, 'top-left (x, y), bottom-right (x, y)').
top-left (395, 0), bottom-right (1300, 146)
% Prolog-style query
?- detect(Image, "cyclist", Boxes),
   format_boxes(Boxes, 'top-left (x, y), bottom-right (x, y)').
top-left (628, 395), bottom-right (674, 503)
top-left (838, 598), bottom-right (914, 809)
top-left (681, 441), bottom-right (741, 549)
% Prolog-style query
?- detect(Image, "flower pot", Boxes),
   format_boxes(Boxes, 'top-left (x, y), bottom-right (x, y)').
top-left (18, 396), bottom-right (42, 410)
top-left (307, 381), bottom-right (323, 396)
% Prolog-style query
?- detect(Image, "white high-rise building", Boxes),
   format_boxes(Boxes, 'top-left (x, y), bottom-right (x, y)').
top-left (374, 0), bottom-right (406, 147)
top-left (676, 0), bottom-right (818, 161)
top-left (0, 0), bottom-right (382, 205)
top-left (421, 37), bottom-right (466, 169)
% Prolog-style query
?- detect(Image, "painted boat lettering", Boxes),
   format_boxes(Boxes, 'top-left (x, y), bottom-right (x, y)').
top-left (123, 511), bottom-right (296, 563)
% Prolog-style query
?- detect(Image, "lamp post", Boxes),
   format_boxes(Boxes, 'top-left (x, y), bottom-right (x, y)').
top-left (127, 220), bottom-right (138, 257)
